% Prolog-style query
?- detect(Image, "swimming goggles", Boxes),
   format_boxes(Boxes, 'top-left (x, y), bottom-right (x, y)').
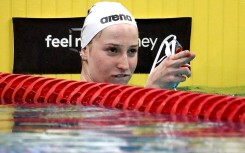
top-left (150, 35), bottom-right (183, 90)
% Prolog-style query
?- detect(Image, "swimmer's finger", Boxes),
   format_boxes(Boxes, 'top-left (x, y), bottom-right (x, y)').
top-left (171, 50), bottom-right (191, 60)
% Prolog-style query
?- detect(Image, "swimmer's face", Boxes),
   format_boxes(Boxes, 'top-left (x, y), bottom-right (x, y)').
top-left (82, 24), bottom-right (138, 85)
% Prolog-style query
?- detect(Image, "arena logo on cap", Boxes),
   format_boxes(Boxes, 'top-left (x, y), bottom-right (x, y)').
top-left (100, 14), bottom-right (132, 24)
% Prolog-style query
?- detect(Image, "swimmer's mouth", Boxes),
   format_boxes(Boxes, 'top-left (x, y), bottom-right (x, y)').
top-left (112, 74), bottom-right (131, 78)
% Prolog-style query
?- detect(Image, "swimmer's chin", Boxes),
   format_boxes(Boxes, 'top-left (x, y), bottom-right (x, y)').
top-left (110, 75), bottom-right (131, 85)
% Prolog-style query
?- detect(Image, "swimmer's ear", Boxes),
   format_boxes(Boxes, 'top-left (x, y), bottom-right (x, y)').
top-left (81, 46), bottom-right (89, 61)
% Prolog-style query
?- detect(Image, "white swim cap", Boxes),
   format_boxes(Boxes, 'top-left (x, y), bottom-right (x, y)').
top-left (81, 2), bottom-right (137, 48)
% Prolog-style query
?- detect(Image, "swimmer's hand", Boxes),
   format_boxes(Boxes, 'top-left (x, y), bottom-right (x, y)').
top-left (145, 50), bottom-right (196, 89)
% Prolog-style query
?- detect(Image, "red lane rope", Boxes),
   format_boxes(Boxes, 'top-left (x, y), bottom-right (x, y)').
top-left (0, 72), bottom-right (245, 123)
top-left (44, 79), bottom-right (74, 104)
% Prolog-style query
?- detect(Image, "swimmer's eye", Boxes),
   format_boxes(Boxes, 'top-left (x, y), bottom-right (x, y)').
top-left (107, 47), bottom-right (118, 55)
top-left (106, 47), bottom-right (119, 56)
top-left (128, 48), bottom-right (138, 57)
top-left (109, 47), bottom-right (117, 53)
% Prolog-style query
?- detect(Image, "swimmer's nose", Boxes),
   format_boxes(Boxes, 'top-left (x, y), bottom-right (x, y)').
top-left (117, 53), bottom-right (130, 71)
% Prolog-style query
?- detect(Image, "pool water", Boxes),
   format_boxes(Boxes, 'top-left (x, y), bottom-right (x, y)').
top-left (0, 104), bottom-right (245, 153)
top-left (179, 86), bottom-right (245, 97)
